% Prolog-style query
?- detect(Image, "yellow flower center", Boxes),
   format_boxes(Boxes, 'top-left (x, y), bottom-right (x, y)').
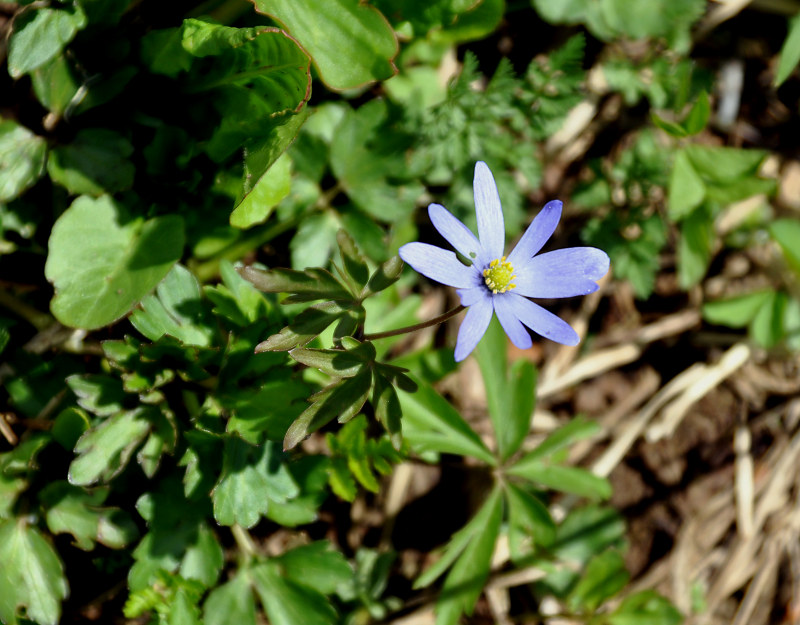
top-left (482, 256), bottom-right (517, 294)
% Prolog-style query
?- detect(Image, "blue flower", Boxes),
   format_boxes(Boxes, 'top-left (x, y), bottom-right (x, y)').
top-left (399, 161), bottom-right (610, 362)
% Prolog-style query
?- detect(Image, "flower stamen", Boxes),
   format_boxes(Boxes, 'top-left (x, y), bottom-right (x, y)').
top-left (483, 256), bottom-right (517, 294)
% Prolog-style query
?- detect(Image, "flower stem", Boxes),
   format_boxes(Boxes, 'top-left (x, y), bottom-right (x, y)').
top-left (363, 305), bottom-right (465, 340)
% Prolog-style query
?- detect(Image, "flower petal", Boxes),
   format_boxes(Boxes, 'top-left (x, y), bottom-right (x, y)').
top-left (399, 243), bottom-right (480, 289)
top-left (454, 294), bottom-right (493, 361)
top-left (514, 247), bottom-right (610, 298)
top-left (504, 293), bottom-right (579, 345)
top-left (457, 286), bottom-right (489, 307)
top-left (473, 162), bottom-right (505, 260)
top-left (506, 200), bottom-right (562, 267)
top-left (428, 203), bottom-right (483, 262)
top-left (494, 294), bottom-right (532, 349)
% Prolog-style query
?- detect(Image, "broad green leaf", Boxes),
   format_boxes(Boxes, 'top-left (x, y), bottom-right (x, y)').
top-left (277, 542), bottom-right (352, 594)
top-left (567, 549), bottom-right (629, 612)
top-left (204, 573), bottom-right (256, 625)
top-left (750, 291), bottom-right (786, 348)
top-left (251, 560), bottom-right (338, 625)
top-left (435, 487), bottom-right (503, 625)
top-left (667, 149), bottom-right (704, 220)
top-left (230, 153), bottom-right (292, 228)
top-left (39, 481), bottom-right (138, 550)
top-left (252, 0), bottom-right (397, 90)
top-left (180, 525), bottom-right (224, 588)
top-left (7, 4), bottom-right (87, 77)
top-left (507, 461), bottom-right (611, 499)
top-left (329, 101), bottom-right (421, 222)
top-left (31, 55), bottom-right (81, 117)
top-left (212, 438), bottom-right (298, 527)
top-left (476, 317), bottom-right (537, 460)
top-left (399, 377), bottom-right (495, 465)
top-left (45, 195), bottom-right (185, 329)
top-left (0, 519), bottom-right (69, 625)
top-left (284, 369), bottom-right (372, 450)
top-left (47, 128), bottom-right (134, 195)
top-left (683, 144), bottom-right (767, 181)
top-left (0, 471), bottom-right (27, 520)
top-left (433, 0), bottom-right (505, 43)
top-left (68, 407), bottom-right (153, 485)
top-left (702, 290), bottom-right (773, 328)
top-left (677, 209), bottom-right (713, 288)
top-left (775, 14), bottom-right (800, 87)
top-left (0, 119), bottom-right (47, 202)
top-left (683, 91), bottom-right (710, 135)
top-left (130, 264), bottom-right (214, 347)
top-left (769, 218), bottom-right (800, 274)
top-left (66, 374), bottom-right (126, 416)
top-left (608, 590), bottom-right (683, 625)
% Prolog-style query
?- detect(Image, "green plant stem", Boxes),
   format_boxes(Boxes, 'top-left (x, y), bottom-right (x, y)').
top-left (363, 305), bottom-right (465, 340)
top-left (231, 524), bottom-right (259, 560)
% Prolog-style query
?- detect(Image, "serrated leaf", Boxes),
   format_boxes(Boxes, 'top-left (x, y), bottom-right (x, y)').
top-left (251, 561), bottom-right (338, 625)
top-left (45, 195), bottom-right (184, 330)
top-left (66, 374), bottom-right (127, 417)
top-left (39, 481), bottom-right (138, 550)
top-left (252, 0), bottom-right (397, 90)
top-left (7, 4), bottom-right (87, 78)
top-left (68, 408), bottom-right (153, 485)
top-left (203, 573), bottom-right (256, 625)
top-left (130, 264), bottom-right (214, 347)
top-left (0, 119), bottom-right (47, 202)
top-left (0, 520), bottom-right (69, 625)
top-left (212, 438), bottom-right (298, 528)
top-left (47, 129), bottom-right (134, 195)
top-left (284, 369), bottom-right (372, 450)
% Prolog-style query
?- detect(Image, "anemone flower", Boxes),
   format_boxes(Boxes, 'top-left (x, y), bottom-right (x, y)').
top-left (399, 161), bottom-right (610, 362)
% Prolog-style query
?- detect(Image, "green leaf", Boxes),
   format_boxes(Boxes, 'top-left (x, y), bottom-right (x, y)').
top-left (68, 407), bottom-right (153, 485)
top-left (399, 377), bottom-right (496, 465)
top-left (251, 560), bottom-right (338, 625)
top-left (204, 573), bottom-right (256, 625)
top-left (265, 456), bottom-right (330, 526)
top-left (434, 488), bottom-right (503, 625)
top-left (230, 153), bottom-right (292, 228)
top-left (45, 195), bottom-right (185, 329)
top-left (775, 14), bottom-right (800, 87)
top-left (252, 0), bottom-right (397, 90)
top-left (683, 91), bottom-right (710, 135)
top-left (130, 264), bottom-right (214, 347)
top-left (47, 128), bottom-right (135, 195)
top-left (415, 487), bottom-right (503, 589)
top-left (504, 482), bottom-right (556, 546)
top-left (567, 549), bottom-right (629, 612)
top-left (284, 369), bottom-right (373, 450)
top-left (677, 209), bottom-right (714, 288)
top-left (508, 461), bottom-right (612, 499)
top-left (290, 340), bottom-right (375, 378)
top-left (361, 255), bottom-right (404, 299)
top-left (140, 27), bottom-right (193, 77)
top-left (683, 145), bottom-right (767, 182)
top-left (608, 590), bottom-right (683, 625)
top-left (7, 4), bottom-right (87, 78)
top-left (66, 374), bottom-right (126, 416)
top-left (372, 372), bottom-right (403, 448)
top-left (750, 291), bottom-right (786, 348)
top-left (519, 417), bottom-right (601, 462)
top-left (769, 218), bottom-right (800, 274)
top-left (702, 290), bottom-right (774, 328)
top-left (336, 230), bottom-right (370, 289)
top-left (226, 379), bottom-right (310, 445)
top-left (277, 541), bottom-right (352, 594)
top-left (0, 119), bottom-right (47, 202)
top-left (667, 149), bottom-right (704, 220)
top-left (0, 434), bottom-right (50, 475)
top-left (31, 55), bottom-right (81, 117)
top-left (212, 438), bottom-right (298, 528)
top-left (476, 317), bottom-right (537, 460)
top-left (239, 265), bottom-right (351, 302)
top-left (39, 481), bottom-right (138, 550)
top-left (0, 519), bottom-right (69, 625)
